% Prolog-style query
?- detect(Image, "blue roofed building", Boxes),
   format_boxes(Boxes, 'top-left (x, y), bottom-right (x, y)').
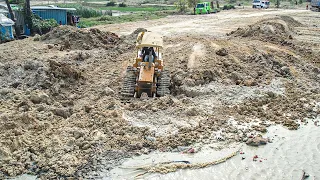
top-left (0, 13), bottom-right (15, 42)
top-left (31, 5), bottom-right (76, 25)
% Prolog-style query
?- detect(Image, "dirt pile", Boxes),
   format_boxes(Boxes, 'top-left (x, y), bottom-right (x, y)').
top-left (228, 16), bottom-right (303, 43)
top-left (169, 50), bottom-right (302, 97)
top-left (0, 27), bottom-right (156, 179)
top-left (0, 11), bottom-right (319, 179)
top-left (119, 28), bottom-right (148, 49)
top-left (122, 28), bottom-right (147, 43)
top-left (40, 26), bottom-right (120, 50)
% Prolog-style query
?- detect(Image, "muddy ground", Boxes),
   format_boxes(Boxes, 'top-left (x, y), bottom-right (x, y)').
top-left (0, 8), bottom-right (319, 179)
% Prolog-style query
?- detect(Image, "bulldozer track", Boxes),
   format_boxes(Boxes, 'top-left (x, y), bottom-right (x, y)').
top-left (121, 66), bottom-right (136, 101)
top-left (157, 69), bottom-right (171, 97)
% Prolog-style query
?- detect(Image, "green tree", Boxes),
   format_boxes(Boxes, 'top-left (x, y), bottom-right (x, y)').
top-left (175, 0), bottom-right (187, 13)
top-left (276, 0), bottom-right (280, 8)
top-left (8, 0), bottom-right (24, 4)
top-left (5, 0), bottom-right (21, 38)
top-left (187, 0), bottom-right (200, 14)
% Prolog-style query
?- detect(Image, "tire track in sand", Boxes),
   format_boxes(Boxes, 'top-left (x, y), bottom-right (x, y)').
top-left (188, 43), bottom-right (205, 69)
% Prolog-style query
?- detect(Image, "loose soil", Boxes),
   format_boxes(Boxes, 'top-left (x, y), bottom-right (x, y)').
top-left (0, 8), bottom-right (319, 179)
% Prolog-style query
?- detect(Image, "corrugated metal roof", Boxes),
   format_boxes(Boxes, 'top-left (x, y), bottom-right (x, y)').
top-left (33, 8), bottom-right (68, 25)
top-left (0, 9), bottom-right (8, 13)
top-left (0, 4), bottom-right (8, 14)
top-left (31, 6), bottom-right (76, 11)
top-left (0, 14), bottom-right (14, 26)
top-left (0, 4), bottom-right (8, 9)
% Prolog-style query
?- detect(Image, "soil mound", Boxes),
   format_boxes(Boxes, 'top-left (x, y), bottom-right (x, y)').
top-left (228, 16), bottom-right (302, 42)
top-left (278, 15), bottom-right (303, 27)
top-left (40, 26), bottom-right (120, 50)
top-left (120, 28), bottom-right (148, 46)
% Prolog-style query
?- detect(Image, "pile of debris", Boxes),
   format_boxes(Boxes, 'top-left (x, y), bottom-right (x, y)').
top-left (228, 16), bottom-right (303, 44)
top-left (40, 26), bottom-right (120, 50)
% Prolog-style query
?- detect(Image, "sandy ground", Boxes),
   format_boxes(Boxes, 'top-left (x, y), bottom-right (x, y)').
top-left (1, 7), bottom-right (319, 179)
top-left (95, 8), bottom-right (319, 37)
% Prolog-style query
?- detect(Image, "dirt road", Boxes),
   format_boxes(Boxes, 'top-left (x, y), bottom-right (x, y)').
top-left (1, 8), bottom-right (319, 179)
top-left (96, 8), bottom-right (318, 37)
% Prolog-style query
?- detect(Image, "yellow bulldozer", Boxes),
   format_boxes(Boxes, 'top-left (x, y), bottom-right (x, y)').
top-left (121, 32), bottom-right (170, 98)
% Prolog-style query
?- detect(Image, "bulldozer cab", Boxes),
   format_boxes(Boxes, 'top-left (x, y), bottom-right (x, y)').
top-left (133, 32), bottom-right (164, 75)
top-left (136, 32), bottom-right (163, 64)
top-left (121, 31), bottom-right (170, 99)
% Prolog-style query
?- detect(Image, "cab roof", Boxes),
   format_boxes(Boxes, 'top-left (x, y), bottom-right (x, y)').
top-left (136, 32), bottom-right (163, 49)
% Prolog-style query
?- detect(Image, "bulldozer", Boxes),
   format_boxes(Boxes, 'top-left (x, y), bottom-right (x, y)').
top-left (121, 32), bottom-right (170, 98)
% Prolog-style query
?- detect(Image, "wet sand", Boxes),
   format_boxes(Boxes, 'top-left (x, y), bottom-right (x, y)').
top-left (110, 118), bottom-right (320, 179)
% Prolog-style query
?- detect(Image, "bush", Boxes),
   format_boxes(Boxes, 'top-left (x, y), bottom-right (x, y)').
top-left (213, 8), bottom-right (221, 13)
top-left (118, 2), bottom-right (127, 7)
top-left (77, 6), bottom-right (103, 18)
top-left (32, 15), bottom-right (58, 34)
top-left (106, 1), bottom-right (116, 6)
top-left (59, 4), bottom-right (103, 18)
top-left (223, 5), bottom-right (228, 10)
top-left (175, 0), bottom-right (187, 12)
top-left (142, 0), bottom-right (150, 4)
top-left (228, 4), bottom-right (235, 9)
top-left (8, 0), bottom-right (23, 4)
top-left (223, 4), bottom-right (235, 10)
top-left (98, 16), bottom-right (113, 21)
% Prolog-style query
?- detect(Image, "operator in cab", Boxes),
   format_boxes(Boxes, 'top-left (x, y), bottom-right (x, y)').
top-left (142, 47), bottom-right (157, 63)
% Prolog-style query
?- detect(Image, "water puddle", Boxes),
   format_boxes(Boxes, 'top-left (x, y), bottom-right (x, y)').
top-left (110, 118), bottom-right (320, 179)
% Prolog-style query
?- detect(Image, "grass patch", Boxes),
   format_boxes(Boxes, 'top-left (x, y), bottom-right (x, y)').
top-left (78, 11), bottom-right (172, 28)
top-left (222, 4), bottom-right (236, 10)
top-left (57, 3), bottom-right (105, 18)
top-left (96, 6), bottom-right (175, 12)
top-left (45, 3), bottom-right (175, 14)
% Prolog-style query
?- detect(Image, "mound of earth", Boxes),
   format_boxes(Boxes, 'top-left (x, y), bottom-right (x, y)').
top-left (119, 28), bottom-right (148, 49)
top-left (40, 26), bottom-right (120, 50)
top-left (228, 16), bottom-right (303, 43)
top-left (0, 27), bottom-right (155, 179)
top-left (0, 12), bottom-right (319, 180)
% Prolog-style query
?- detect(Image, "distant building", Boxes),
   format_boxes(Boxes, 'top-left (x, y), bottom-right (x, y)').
top-left (0, 4), bottom-right (26, 36)
top-left (31, 6), bottom-right (76, 25)
top-left (0, 5), bottom-right (77, 36)
top-left (0, 4), bottom-right (8, 14)
top-left (0, 13), bottom-right (14, 41)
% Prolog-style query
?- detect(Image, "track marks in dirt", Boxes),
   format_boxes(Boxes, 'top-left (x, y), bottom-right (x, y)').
top-left (188, 43), bottom-right (205, 69)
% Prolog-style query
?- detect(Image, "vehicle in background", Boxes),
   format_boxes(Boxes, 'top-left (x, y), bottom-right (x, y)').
top-left (252, 0), bottom-right (270, 8)
top-left (311, 0), bottom-right (320, 11)
top-left (196, 2), bottom-right (212, 14)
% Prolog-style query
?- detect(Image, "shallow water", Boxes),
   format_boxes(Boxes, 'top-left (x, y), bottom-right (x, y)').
top-left (11, 174), bottom-right (36, 180)
top-left (110, 118), bottom-right (320, 180)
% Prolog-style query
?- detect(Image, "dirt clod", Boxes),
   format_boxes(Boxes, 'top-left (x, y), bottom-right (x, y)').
top-left (216, 48), bottom-right (228, 56)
